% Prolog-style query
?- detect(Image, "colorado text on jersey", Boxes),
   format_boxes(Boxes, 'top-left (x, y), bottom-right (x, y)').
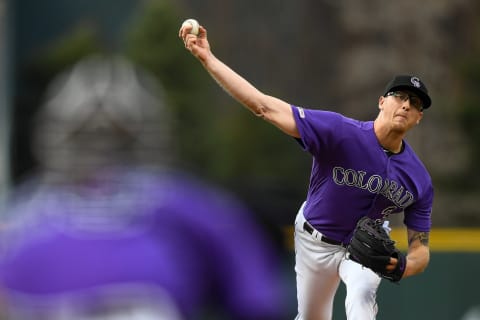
top-left (332, 166), bottom-right (414, 209)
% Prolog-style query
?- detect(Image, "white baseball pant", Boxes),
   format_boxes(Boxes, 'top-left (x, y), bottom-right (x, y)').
top-left (294, 205), bottom-right (382, 320)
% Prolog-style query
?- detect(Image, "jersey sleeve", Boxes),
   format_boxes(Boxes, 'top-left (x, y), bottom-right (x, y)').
top-left (403, 179), bottom-right (434, 232)
top-left (291, 105), bottom-right (343, 157)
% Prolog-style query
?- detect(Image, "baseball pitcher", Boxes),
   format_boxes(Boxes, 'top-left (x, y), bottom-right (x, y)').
top-left (180, 21), bottom-right (433, 320)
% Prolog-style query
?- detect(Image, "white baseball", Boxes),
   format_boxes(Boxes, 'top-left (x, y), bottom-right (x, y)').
top-left (182, 18), bottom-right (199, 36)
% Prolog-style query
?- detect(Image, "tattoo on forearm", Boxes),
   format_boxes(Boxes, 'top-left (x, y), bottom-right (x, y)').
top-left (408, 231), bottom-right (429, 246)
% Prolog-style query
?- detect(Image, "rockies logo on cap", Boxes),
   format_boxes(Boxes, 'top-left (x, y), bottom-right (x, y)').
top-left (410, 77), bottom-right (421, 88)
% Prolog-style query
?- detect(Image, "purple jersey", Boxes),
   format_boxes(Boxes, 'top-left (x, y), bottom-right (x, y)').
top-left (292, 106), bottom-right (433, 244)
top-left (0, 169), bottom-right (285, 319)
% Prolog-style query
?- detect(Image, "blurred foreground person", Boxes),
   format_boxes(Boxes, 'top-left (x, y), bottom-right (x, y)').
top-left (0, 56), bottom-right (286, 320)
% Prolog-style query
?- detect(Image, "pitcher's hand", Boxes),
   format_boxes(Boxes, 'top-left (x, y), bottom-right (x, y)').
top-left (179, 23), bottom-right (211, 63)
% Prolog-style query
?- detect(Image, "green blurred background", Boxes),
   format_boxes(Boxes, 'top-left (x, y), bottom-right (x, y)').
top-left (1, 0), bottom-right (479, 319)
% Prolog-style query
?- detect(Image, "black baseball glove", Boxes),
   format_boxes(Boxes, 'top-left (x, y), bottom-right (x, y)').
top-left (347, 216), bottom-right (406, 282)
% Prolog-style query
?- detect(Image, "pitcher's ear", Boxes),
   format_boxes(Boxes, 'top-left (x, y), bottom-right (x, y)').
top-left (379, 96), bottom-right (385, 110)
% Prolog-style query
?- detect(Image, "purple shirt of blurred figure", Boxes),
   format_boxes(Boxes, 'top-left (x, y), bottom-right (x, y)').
top-left (0, 169), bottom-right (286, 319)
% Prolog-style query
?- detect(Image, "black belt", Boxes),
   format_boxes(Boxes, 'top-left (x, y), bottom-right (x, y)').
top-left (303, 221), bottom-right (346, 247)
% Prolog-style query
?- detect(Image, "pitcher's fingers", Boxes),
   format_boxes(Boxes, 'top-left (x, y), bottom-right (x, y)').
top-left (197, 25), bottom-right (207, 38)
top-left (184, 34), bottom-right (197, 50)
top-left (385, 257), bottom-right (398, 272)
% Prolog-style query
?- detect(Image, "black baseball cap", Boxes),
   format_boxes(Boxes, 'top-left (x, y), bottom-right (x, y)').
top-left (383, 75), bottom-right (432, 109)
